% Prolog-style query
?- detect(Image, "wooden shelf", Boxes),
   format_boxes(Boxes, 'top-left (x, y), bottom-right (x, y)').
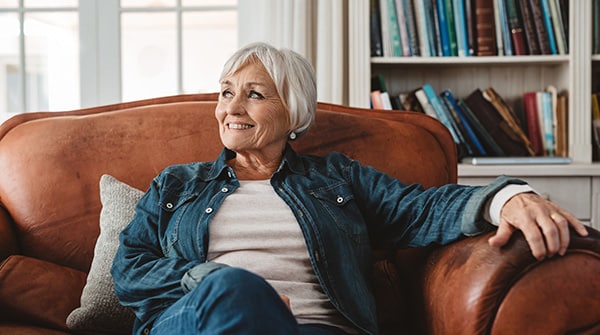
top-left (371, 55), bottom-right (570, 66)
top-left (458, 163), bottom-right (600, 177)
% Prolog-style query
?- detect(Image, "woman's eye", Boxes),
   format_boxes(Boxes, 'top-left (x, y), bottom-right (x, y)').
top-left (249, 90), bottom-right (264, 99)
top-left (221, 90), bottom-right (233, 98)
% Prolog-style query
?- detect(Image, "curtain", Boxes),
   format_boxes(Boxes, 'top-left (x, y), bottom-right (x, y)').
top-left (238, 0), bottom-right (347, 105)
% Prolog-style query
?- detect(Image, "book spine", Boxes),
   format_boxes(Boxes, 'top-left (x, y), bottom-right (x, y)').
top-left (496, 0), bottom-right (513, 55)
top-left (523, 91), bottom-right (544, 155)
top-left (404, 0), bottom-right (420, 56)
top-left (386, 0), bottom-right (403, 56)
top-left (458, 99), bottom-right (506, 156)
top-left (464, 0), bottom-right (476, 55)
top-left (370, 0), bottom-right (384, 56)
top-left (518, 0), bottom-right (540, 54)
top-left (548, 0), bottom-right (567, 54)
top-left (414, 0), bottom-right (432, 56)
top-left (540, 91), bottom-right (555, 156)
top-left (395, 0), bottom-right (412, 56)
top-left (435, 0), bottom-right (452, 56)
top-left (453, 0), bottom-right (470, 56)
top-left (474, 0), bottom-right (497, 56)
top-left (493, 0), bottom-right (505, 55)
top-left (421, 84), bottom-right (462, 144)
top-left (528, 0), bottom-right (552, 54)
top-left (506, 0), bottom-right (527, 55)
top-left (540, 0), bottom-right (558, 54)
top-left (555, 91), bottom-right (568, 157)
top-left (594, 0), bottom-right (599, 54)
top-left (429, 0), bottom-right (444, 56)
top-left (444, 0), bottom-right (459, 55)
top-left (379, 0), bottom-right (392, 56)
top-left (414, 88), bottom-right (439, 118)
top-left (442, 90), bottom-right (487, 155)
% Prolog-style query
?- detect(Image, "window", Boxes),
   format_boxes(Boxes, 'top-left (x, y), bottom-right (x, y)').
top-left (0, 0), bottom-right (237, 122)
top-left (0, 0), bottom-right (79, 122)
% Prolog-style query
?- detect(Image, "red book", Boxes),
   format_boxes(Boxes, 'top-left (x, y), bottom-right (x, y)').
top-left (523, 91), bottom-right (544, 155)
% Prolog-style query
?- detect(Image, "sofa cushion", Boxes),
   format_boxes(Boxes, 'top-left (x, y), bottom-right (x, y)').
top-left (0, 255), bottom-right (86, 331)
top-left (66, 174), bottom-right (142, 333)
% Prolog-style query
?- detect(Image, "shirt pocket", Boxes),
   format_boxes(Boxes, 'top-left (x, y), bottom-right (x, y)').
top-left (159, 192), bottom-right (198, 256)
top-left (310, 182), bottom-right (368, 244)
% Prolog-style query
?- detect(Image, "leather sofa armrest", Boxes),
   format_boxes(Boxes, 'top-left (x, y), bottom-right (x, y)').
top-left (420, 228), bottom-right (600, 334)
top-left (0, 206), bottom-right (19, 261)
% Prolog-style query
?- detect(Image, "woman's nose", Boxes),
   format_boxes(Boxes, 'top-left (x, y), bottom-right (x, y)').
top-left (225, 96), bottom-right (246, 115)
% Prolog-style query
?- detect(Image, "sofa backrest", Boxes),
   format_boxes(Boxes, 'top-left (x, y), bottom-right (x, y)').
top-left (0, 94), bottom-right (456, 272)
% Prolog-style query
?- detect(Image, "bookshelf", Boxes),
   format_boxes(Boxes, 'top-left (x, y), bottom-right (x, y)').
top-left (348, 0), bottom-right (600, 227)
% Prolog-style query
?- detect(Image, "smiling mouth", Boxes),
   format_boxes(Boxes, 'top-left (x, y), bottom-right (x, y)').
top-left (227, 123), bottom-right (254, 130)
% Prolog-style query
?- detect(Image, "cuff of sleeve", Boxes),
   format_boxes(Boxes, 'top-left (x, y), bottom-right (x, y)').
top-left (181, 262), bottom-right (228, 293)
top-left (485, 184), bottom-right (538, 225)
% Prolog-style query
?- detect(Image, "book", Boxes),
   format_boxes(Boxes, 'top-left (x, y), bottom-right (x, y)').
top-left (518, 0), bottom-right (540, 54)
top-left (548, 0), bottom-right (567, 54)
top-left (370, 0), bottom-right (384, 56)
top-left (483, 87), bottom-right (536, 156)
top-left (371, 90), bottom-right (385, 109)
top-left (413, 0), bottom-right (432, 56)
top-left (523, 91), bottom-right (544, 155)
top-left (395, 0), bottom-right (412, 56)
top-left (404, 0), bottom-right (420, 56)
top-left (493, 0), bottom-right (505, 55)
top-left (435, 0), bottom-right (452, 56)
top-left (421, 84), bottom-right (462, 145)
top-left (464, 0), bottom-right (476, 55)
top-left (458, 99), bottom-right (505, 156)
top-left (506, 0), bottom-right (527, 55)
top-left (540, 0), bottom-right (558, 54)
top-left (385, 0), bottom-right (403, 56)
top-left (537, 91), bottom-right (555, 156)
top-left (430, 0), bottom-right (444, 56)
top-left (474, 0), bottom-right (498, 56)
top-left (414, 88), bottom-right (439, 118)
top-left (441, 90), bottom-right (487, 155)
top-left (592, 93), bottom-right (600, 161)
top-left (444, 0), bottom-right (459, 56)
top-left (555, 91), bottom-right (568, 157)
top-left (464, 88), bottom-right (530, 156)
top-left (528, 0), bottom-right (552, 54)
top-left (453, 0), bottom-right (470, 56)
top-left (379, 0), bottom-right (393, 56)
top-left (496, 0), bottom-right (513, 55)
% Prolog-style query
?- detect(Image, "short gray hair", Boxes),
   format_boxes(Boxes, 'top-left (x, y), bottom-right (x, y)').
top-left (219, 42), bottom-right (317, 137)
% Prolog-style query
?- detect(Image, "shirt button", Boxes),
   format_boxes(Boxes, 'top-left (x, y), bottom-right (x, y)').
top-left (336, 196), bottom-right (344, 204)
top-left (221, 187), bottom-right (229, 193)
top-left (143, 328), bottom-right (150, 335)
top-left (166, 202), bottom-right (173, 209)
top-left (205, 207), bottom-right (213, 214)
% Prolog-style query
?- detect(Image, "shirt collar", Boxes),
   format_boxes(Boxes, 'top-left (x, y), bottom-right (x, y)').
top-left (209, 144), bottom-right (306, 181)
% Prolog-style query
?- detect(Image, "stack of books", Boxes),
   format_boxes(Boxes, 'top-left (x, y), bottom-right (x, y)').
top-left (370, 0), bottom-right (569, 57)
top-left (370, 77), bottom-right (570, 164)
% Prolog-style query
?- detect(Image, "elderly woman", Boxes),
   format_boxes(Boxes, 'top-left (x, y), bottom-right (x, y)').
top-left (111, 42), bottom-right (588, 335)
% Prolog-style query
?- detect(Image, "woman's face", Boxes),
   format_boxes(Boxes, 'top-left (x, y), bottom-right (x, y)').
top-left (216, 61), bottom-right (290, 157)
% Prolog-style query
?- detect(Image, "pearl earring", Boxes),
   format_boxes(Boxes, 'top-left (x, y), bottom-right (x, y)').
top-left (289, 132), bottom-right (297, 140)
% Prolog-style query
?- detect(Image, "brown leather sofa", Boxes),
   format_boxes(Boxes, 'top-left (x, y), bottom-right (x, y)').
top-left (0, 94), bottom-right (598, 335)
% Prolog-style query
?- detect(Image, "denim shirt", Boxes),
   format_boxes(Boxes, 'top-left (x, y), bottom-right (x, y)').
top-left (111, 145), bottom-right (525, 335)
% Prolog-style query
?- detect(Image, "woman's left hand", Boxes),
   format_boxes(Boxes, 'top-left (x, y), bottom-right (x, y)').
top-left (488, 192), bottom-right (589, 260)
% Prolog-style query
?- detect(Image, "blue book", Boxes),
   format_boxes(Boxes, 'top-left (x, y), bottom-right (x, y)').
top-left (452, 0), bottom-right (470, 56)
top-left (435, 0), bottom-right (451, 56)
top-left (385, 0), bottom-right (403, 56)
top-left (540, 0), bottom-right (558, 54)
top-left (421, 84), bottom-right (461, 145)
top-left (441, 90), bottom-right (487, 155)
top-left (540, 91), bottom-right (555, 156)
top-left (497, 0), bottom-right (513, 56)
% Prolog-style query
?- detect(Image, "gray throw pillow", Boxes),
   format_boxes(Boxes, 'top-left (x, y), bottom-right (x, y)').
top-left (66, 174), bottom-right (143, 333)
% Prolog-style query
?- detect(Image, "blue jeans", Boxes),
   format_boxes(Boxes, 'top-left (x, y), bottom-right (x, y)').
top-left (151, 267), bottom-right (348, 335)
